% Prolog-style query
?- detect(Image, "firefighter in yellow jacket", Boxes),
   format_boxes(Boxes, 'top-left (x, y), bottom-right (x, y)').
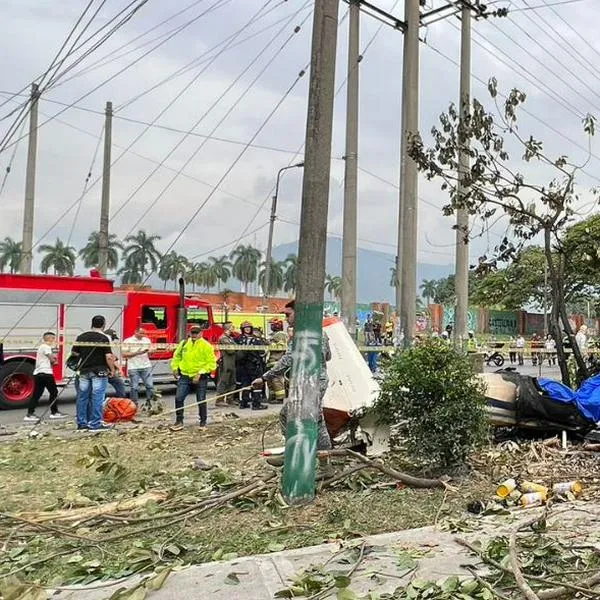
top-left (266, 318), bottom-right (288, 404)
top-left (170, 326), bottom-right (217, 431)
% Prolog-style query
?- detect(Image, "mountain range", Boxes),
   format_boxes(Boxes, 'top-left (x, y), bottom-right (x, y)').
top-left (272, 237), bottom-right (453, 304)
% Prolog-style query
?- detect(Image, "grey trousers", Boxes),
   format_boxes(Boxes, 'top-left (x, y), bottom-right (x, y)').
top-left (278, 393), bottom-right (332, 451)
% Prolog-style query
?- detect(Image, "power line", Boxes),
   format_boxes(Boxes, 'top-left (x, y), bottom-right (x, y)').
top-left (118, 1), bottom-right (298, 110)
top-left (112, 1), bottom-right (308, 228)
top-left (0, 118), bottom-right (27, 197)
top-left (66, 124), bottom-right (105, 246)
top-left (139, 64), bottom-right (309, 286)
top-left (0, 0), bottom-right (233, 155)
top-left (51, 0), bottom-right (211, 88)
top-left (423, 38), bottom-right (600, 186)
top-left (507, 0), bottom-right (586, 11)
top-left (514, 0), bottom-right (600, 85)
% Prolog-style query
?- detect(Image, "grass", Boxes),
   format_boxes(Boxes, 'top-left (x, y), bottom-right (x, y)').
top-left (0, 415), bottom-right (493, 588)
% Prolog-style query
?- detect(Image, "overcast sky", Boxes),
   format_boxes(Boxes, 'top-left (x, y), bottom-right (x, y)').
top-left (0, 0), bottom-right (599, 278)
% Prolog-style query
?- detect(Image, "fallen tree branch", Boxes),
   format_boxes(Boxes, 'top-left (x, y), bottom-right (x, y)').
top-left (320, 464), bottom-right (370, 489)
top-left (465, 565), bottom-right (511, 600)
top-left (456, 537), bottom-right (600, 599)
top-left (319, 449), bottom-right (448, 489)
top-left (509, 514), bottom-right (544, 600)
top-left (14, 491), bottom-right (168, 523)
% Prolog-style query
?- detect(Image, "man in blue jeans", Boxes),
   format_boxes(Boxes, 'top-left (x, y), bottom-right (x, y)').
top-left (122, 327), bottom-right (154, 405)
top-left (71, 315), bottom-right (115, 431)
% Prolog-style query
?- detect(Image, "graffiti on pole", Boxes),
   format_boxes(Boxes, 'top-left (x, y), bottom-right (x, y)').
top-left (282, 303), bottom-right (322, 504)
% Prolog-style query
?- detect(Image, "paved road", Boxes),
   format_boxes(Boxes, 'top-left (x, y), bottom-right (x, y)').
top-left (0, 361), bottom-right (564, 429)
top-left (0, 383), bottom-right (282, 429)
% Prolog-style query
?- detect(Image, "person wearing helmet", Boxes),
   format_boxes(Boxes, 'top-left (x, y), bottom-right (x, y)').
top-left (235, 321), bottom-right (268, 410)
top-left (266, 318), bottom-right (288, 404)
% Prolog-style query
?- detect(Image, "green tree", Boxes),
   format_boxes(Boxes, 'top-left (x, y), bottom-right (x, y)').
top-left (375, 339), bottom-right (487, 468)
top-left (118, 259), bottom-right (144, 285)
top-left (408, 78), bottom-right (597, 384)
top-left (78, 231), bottom-right (123, 271)
top-left (0, 237), bottom-right (22, 273)
top-left (38, 239), bottom-right (77, 275)
top-left (283, 254), bottom-right (298, 294)
top-left (420, 279), bottom-right (437, 306)
top-left (325, 274), bottom-right (342, 301)
top-left (158, 252), bottom-right (189, 289)
top-left (230, 244), bottom-right (261, 293)
top-left (433, 276), bottom-right (456, 305)
top-left (259, 260), bottom-right (285, 295)
top-left (186, 262), bottom-right (205, 292)
top-left (122, 230), bottom-right (162, 277)
top-left (209, 255), bottom-right (232, 291)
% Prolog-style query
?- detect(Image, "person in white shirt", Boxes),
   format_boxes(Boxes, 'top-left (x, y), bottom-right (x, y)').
top-left (122, 327), bottom-right (154, 405)
top-left (516, 335), bottom-right (525, 366)
top-left (25, 331), bottom-right (66, 422)
top-left (544, 334), bottom-right (556, 366)
top-left (576, 325), bottom-right (588, 355)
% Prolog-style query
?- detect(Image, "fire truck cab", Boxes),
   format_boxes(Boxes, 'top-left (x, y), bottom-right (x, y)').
top-left (0, 273), bottom-right (222, 409)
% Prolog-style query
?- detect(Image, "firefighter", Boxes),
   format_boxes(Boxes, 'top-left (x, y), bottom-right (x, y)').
top-left (236, 321), bottom-right (268, 409)
top-left (266, 318), bottom-right (288, 404)
top-left (467, 330), bottom-right (478, 353)
top-left (215, 321), bottom-right (237, 406)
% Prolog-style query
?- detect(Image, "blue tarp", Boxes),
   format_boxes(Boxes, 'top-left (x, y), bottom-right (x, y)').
top-left (538, 375), bottom-right (600, 423)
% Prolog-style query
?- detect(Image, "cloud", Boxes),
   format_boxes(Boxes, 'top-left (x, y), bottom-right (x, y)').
top-left (1, 0), bottom-right (600, 282)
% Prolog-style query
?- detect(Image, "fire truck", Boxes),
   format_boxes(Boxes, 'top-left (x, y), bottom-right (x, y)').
top-left (0, 272), bottom-right (223, 409)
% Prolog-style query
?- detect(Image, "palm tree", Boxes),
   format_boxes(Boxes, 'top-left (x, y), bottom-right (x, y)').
top-left (38, 239), bottom-right (77, 275)
top-left (118, 258), bottom-right (144, 285)
top-left (186, 262), bottom-right (204, 291)
top-left (0, 237), bottom-right (22, 273)
top-left (259, 260), bottom-right (285, 295)
top-left (202, 261), bottom-right (218, 291)
top-left (283, 254), bottom-right (298, 294)
top-left (208, 255), bottom-right (232, 291)
top-left (159, 252), bottom-right (189, 289)
top-left (79, 231), bottom-right (123, 271)
top-left (122, 230), bottom-right (162, 277)
top-left (230, 244), bottom-right (261, 293)
top-left (389, 266), bottom-right (398, 288)
top-left (325, 274), bottom-right (343, 301)
top-left (420, 279), bottom-right (437, 306)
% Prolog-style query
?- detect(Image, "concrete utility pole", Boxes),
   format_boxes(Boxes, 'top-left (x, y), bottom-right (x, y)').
top-left (282, 0), bottom-right (339, 505)
top-left (398, 0), bottom-right (420, 347)
top-left (263, 162), bottom-right (304, 307)
top-left (341, 0), bottom-right (360, 338)
top-left (454, 2), bottom-right (471, 347)
top-left (98, 101), bottom-right (113, 278)
top-left (20, 83), bottom-right (40, 274)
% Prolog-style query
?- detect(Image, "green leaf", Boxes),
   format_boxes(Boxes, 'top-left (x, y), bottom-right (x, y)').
top-left (267, 542), bottom-right (286, 553)
top-left (221, 552), bottom-right (239, 561)
top-left (145, 567), bottom-right (172, 591)
top-left (67, 554), bottom-right (84, 564)
top-left (460, 580), bottom-right (479, 594)
top-left (337, 589), bottom-right (358, 600)
top-left (274, 590), bottom-right (294, 599)
top-left (333, 575), bottom-right (351, 589)
top-left (442, 576), bottom-right (459, 592)
top-left (396, 551), bottom-right (417, 571)
top-left (211, 548), bottom-right (224, 561)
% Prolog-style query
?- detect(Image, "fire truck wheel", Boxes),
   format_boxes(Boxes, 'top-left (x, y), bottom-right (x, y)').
top-left (0, 361), bottom-right (36, 409)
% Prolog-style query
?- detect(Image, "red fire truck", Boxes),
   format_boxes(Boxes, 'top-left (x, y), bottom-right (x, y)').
top-left (0, 273), bottom-right (223, 409)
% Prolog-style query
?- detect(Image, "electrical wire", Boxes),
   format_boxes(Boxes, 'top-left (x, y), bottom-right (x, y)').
top-left (118, 0), bottom-right (296, 110)
top-left (45, 0), bottom-right (151, 88)
top-left (111, 1), bottom-right (307, 227)
top-left (507, 0), bottom-right (586, 11)
top-left (52, 0), bottom-right (210, 88)
top-left (139, 64), bottom-right (309, 286)
top-left (0, 0), bottom-right (233, 155)
top-left (0, 118), bottom-right (27, 197)
top-left (66, 125), bottom-right (105, 246)
top-left (422, 39), bottom-right (600, 186)
top-left (514, 0), bottom-right (600, 84)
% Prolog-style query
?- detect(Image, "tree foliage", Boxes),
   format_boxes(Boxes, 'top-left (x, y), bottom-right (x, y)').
top-left (375, 340), bottom-right (488, 468)
top-left (79, 231), bottom-right (123, 271)
top-left (0, 237), bottom-right (22, 273)
top-left (408, 79), bottom-right (597, 385)
top-left (38, 239), bottom-right (77, 276)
